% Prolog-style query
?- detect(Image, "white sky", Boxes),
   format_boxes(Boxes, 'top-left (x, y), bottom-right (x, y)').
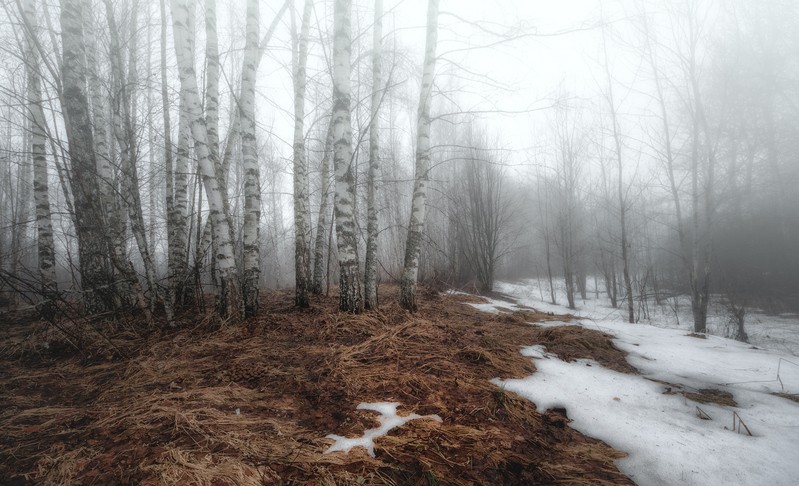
top-left (239, 0), bottom-right (634, 168)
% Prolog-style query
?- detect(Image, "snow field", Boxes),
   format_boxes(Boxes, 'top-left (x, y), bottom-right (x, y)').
top-left (482, 285), bottom-right (799, 485)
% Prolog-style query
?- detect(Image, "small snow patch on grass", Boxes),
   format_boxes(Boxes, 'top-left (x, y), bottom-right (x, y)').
top-left (324, 402), bottom-right (442, 457)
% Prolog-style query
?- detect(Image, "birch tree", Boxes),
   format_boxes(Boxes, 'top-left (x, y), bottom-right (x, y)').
top-left (158, 0), bottom-right (183, 309)
top-left (240, 0), bottom-right (261, 316)
top-left (291, 0), bottom-right (313, 308)
top-left (400, 0), bottom-right (439, 311)
top-left (104, 0), bottom-right (164, 322)
top-left (311, 120), bottom-right (334, 296)
top-left (21, 0), bottom-right (56, 312)
top-left (332, 0), bottom-right (362, 312)
top-left (205, 0), bottom-right (220, 162)
top-left (60, 0), bottom-right (115, 312)
top-left (364, 0), bottom-right (383, 310)
top-left (170, 0), bottom-right (240, 317)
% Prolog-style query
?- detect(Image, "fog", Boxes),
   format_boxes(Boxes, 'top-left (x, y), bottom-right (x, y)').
top-left (0, 0), bottom-right (797, 334)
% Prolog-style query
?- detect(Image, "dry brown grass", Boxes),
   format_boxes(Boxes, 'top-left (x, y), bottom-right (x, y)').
top-left (0, 286), bottom-right (634, 485)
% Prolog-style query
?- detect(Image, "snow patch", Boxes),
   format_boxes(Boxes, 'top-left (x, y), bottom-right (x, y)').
top-left (487, 280), bottom-right (799, 485)
top-left (324, 402), bottom-right (442, 457)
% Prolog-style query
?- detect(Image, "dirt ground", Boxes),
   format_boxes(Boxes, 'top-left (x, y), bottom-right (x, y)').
top-left (0, 287), bottom-right (636, 485)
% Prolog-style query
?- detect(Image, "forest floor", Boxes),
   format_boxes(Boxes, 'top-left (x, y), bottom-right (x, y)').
top-left (0, 286), bottom-right (636, 485)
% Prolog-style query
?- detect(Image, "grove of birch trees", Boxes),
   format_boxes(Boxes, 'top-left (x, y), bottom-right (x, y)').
top-left (0, 0), bottom-right (796, 335)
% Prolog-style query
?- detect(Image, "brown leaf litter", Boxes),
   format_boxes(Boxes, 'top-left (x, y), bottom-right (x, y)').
top-left (0, 286), bottom-right (636, 485)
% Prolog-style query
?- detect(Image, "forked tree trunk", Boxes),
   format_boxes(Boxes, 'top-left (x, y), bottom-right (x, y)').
top-left (292, 0), bottom-right (313, 308)
top-left (332, 0), bottom-right (362, 312)
top-left (364, 0), bottom-right (383, 310)
top-left (240, 0), bottom-right (262, 316)
top-left (21, 0), bottom-right (57, 315)
top-left (311, 120), bottom-right (334, 295)
top-left (105, 0), bottom-right (162, 323)
top-left (198, 0), bottom-right (289, 259)
top-left (170, 0), bottom-right (240, 318)
top-left (400, 0), bottom-right (439, 311)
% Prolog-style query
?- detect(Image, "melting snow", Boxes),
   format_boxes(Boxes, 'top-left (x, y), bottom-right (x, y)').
top-left (324, 402), bottom-right (442, 457)
top-left (470, 284), bottom-right (799, 485)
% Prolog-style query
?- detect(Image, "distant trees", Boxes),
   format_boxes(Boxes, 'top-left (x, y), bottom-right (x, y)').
top-left (449, 141), bottom-right (517, 293)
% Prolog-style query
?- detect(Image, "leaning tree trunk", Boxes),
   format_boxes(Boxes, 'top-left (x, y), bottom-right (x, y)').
top-left (60, 0), bottom-right (116, 313)
top-left (400, 0), bottom-right (439, 311)
top-left (170, 0), bottom-right (240, 318)
top-left (364, 0), bottom-right (383, 310)
top-left (240, 0), bottom-right (262, 316)
top-left (21, 0), bottom-right (57, 315)
top-left (291, 0), bottom-right (313, 308)
top-left (331, 0), bottom-right (362, 312)
top-left (311, 120), bottom-right (334, 295)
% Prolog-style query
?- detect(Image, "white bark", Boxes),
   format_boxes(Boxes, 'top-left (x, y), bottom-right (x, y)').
top-left (21, 0), bottom-right (57, 309)
top-left (292, 0), bottom-right (313, 308)
top-left (240, 0), bottom-right (261, 316)
top-left (105, 0), bottom-right (162, 323)
top-left (312, 120), bottom-right (334, 295)
top-left (332, 0), bottom-right (362, 312)
top-left (60, 0), bottom-right (116, 312)
top-left (204, 0), bottom-right (220, 162)
top-left (82, 0), bottom-right (127, 289)
top-left (170, 0), bottom-right (240, 317)
top-left (400, 0), bottom-right (439, 311)
top-left (364, 0), bottom-right (383, 310)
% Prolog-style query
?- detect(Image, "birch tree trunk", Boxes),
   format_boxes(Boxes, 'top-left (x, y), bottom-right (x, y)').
top-left (311, 120), bottom-right (334, 295)
top-left (82, 0), bottom-right (134, 308)
top-left (21, 0), bottom-right (57, 314)
top-left (203, 0), bottom-right (235, 274)
top-left (165, 0), bottom-right (191, 306)
top-left (159, 0), bottom-right (178, 311)
top-left (198, 0), bottom-right (288, 284)
top-left (400, 0), bottom-right (439, 311)
top-left (105, 0), bottom-right (163, 323)
top-left (60, 0), bottom-right (116, 313)
top-left (292, 0), bottom-right (313, 308)
top-left (240, 0), bottom-right (262, 316)
top-left (364, 0), bottom-right (383, 310)
top-left (332, 0), bottom-right (362, 312)
top-left (170, 0), bottom-right (240, 318)
top-left (204, 0), bottom-right (219, 162)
